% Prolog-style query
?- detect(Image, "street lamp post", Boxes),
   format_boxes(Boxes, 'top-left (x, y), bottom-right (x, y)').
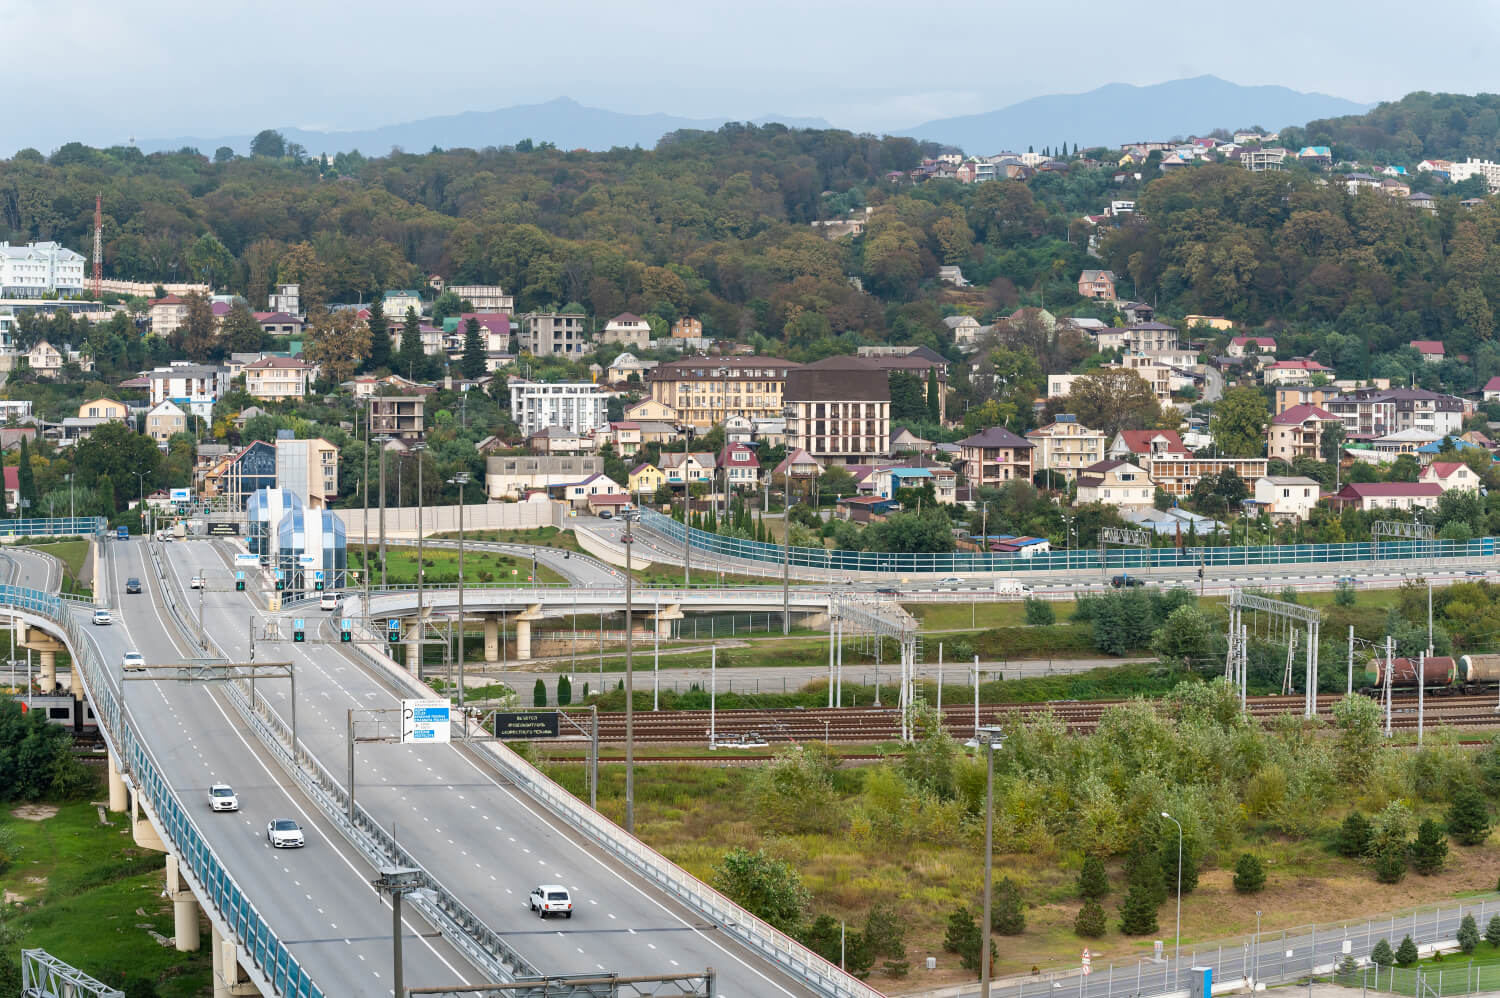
top-left (965, 726), bottom-right (1005, 998)
top-left (377, 436), bottom-right (390, 588)
top-left (372, 867), bottom-right (422, 998)
top-left (681, 426), bottom-right (695, 586)
top-left (621, 507), bottom-right (641, 833)
top-left (1162, 811), bottom-right (1183, 986)
top-left (1253, 909), bottom-right (1261, 989)
top-left (448, 471), bottom-right (470, 712)
top-left (410, 442), bottom-right (428, 676)
top-left (782, 496), bottom-right (793, 635)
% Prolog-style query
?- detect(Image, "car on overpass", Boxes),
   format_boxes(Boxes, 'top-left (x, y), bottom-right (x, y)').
top-left (121, 651), bottom-right (144, 670)
top-left (528, 885), bottom-right (572, 918)
top-left (125, 577), bottom-right (142, 594)
top-left (1110, 574), bottom-right (1146, 588)
top-left (189, 575), bottom-right (204, 589)
top-left (208, 784), bottom-right (239, 812)
top-left (91, 608), bottom-right (111, 626)
top-left (266, 819), bottom-right (305, 848)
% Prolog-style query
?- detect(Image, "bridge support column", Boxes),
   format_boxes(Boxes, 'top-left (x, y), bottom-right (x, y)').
top-left (38, 650), bottom-right (55, 691)
top-left (107, 752), bottom-right (127, 812)
top-left (21, 627), bottom-right (65, 693)
top-left (131, 789), bottom-right (165, 852)
top-left (211, 921), bottom-right (225, 998)
top-left (165, 853), bottom-right (200, 952)
top-left (652, 603), bottom-right (683, 639)
top-left (514, 604), bottom-right (544, 662)
top-left (484, 615), bottom-right (499, 663)
top-left (214, 923), bottom-right (257, 997)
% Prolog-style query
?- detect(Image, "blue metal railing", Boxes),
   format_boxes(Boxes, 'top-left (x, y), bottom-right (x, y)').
top-left (0, 516), bottom-right (107, 538)
top-left (640, 508), bottom-right (1497, 574)
top-left (0, 585), bottom-right (324, 998)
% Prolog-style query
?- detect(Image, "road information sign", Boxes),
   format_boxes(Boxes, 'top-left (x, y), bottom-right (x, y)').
top-left (490, 711), bottom-right (561, 739)
top-left (402, 699), bottom-right (451, 743)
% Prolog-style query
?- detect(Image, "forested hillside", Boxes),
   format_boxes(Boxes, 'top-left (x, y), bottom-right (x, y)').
top-left (1284, 92), bottom-right (1500, 167)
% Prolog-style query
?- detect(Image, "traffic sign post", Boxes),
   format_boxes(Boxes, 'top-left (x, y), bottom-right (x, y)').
top-left (388, 618), bottom-right (401, 644)
top-left (314, 570), bottom-right (325, 592)
top-left (340, 618), bottom-right (352, 643)
top-left (293, 618), bottom-right (305, 643)
top-left (235, 570), bottom-right (245, 592)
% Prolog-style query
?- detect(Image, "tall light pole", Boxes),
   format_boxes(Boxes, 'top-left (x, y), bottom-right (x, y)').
top-left (1253, 909), bottom-right (1261, 989)
top-left (966, 725), bottom-right (1004, 998)
top-left (362, 405), bottom-right (370, 608)
top-left (681, 426), bottom-right (695, 586)
top-left (411, 441), bottom-right (428, 677)
top-left (621, 507), bottom-right (641, 833)
top-left (1162, 811), bottom-right (1183, 985)
top-left (377, 435), bottom-right (390, 588)
top-left (782, 496), bottom-right (793, 635)
top-left (372, 867), bottom-right (422, 998)
top-left (448, 471), bottom-right (470, 712)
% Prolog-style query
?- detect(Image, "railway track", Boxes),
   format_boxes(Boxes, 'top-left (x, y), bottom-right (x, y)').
top-left (563, 693), bottom-right (1500, 746)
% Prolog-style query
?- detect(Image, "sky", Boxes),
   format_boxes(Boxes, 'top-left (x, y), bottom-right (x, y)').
top-left (8, 0), bottom-right (1500, 154)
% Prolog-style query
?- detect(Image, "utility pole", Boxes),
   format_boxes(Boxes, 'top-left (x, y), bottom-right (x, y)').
top-left (448, 471), bottom-right (469, 712)
top-left (378, 438), bottom-right (388, 589)
top-left (621, 508), bottom-right (640, 833)
top-left (362, 405), bottom-right (370, 609)
top-left (412, 442), bottom-right (427, 676)
top-left (782, 497), bottom-right (792, 635)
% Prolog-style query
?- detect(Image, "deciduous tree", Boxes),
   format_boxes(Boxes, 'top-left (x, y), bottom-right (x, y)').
top-left (1065, 370), bottom-right (1162, 436)
top-left (303, 308), bottom-right (371, 388)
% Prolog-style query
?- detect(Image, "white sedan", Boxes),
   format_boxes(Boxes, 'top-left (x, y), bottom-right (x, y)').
top-left (208, 784), bottom-right (238, 812)
top-left (121, 651), bottom-right (144, 670)
top-left (91, 608), bottom-right (111, 626)
top-left (266, 819), bottom-right (305, 848)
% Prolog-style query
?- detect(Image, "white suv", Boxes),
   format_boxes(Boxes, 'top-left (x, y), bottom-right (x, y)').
top-left (189, 575), bottom-right (204, 589)
top-left (528, 885), bottom-right (572, 919)
top-left (208, 784), bottom-right (238, 811)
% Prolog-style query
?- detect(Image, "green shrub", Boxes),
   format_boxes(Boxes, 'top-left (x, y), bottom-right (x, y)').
top-left (1373, 849), bottom-right (1407, 884)
top-left (991, 878), bottom-right (1025, 935)
top-left (1396, 935), bottom-right (1419, 967)
top-left (1459, 914), bottom-right (1480, 954)
top-left (1076, 854), bottom-right (1109, 899)
top-left (943, 904), bottom-right (993, 971)
top-left (863, 902), bottom-right (906, 961)
top-left (1486, 915), bottom-right (1500, 949)
top-left (1023, 598), bottom-right (1055, 625)
top-left (1334, 812), bottom-right (1373, 857)
top-left (556, 675), bottom-right (572, 705)
top-left (1334, 581), bottom-right (1357, 607)
top-left (1371, 939), bottom-right (1395, 966)
top-left (1410, 819), bottom-right (1448, 875)
top-left (1446, 784), bottom-right (1491, 846)
top-left (1117, 862), bottom-right (1160, 936)
top-left (1233, 853), bottom-right (1265, 894)
top-left (533, 678), bottom-right (547, 707)
top-left (1075, 899), bottom-right (1107, 938)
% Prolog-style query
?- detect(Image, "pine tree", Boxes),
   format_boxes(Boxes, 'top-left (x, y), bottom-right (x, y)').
top-left (365, 296), bottom-right (390, 372)
top-left (533, 678), bottom-right (547, 707)
top-left (1446, 783), bottom-right (1492, 846)
top-left (1486, 915), bottom-right (1500, 948)
top-left (991, 878), bottom-right (1025, 935)
top-left (1076, 855), bottom-right (1109, 899)
top-left (1335, 812), bottom-right (1373, 857)
top-left (1074, 899), bottom-right (1107, 938)
top-left (1123, 839), bottom-right (1165, 905)
top-left (1370, 939), bottom-right (1395, 966)
top-left (17, 436), bottom-right (34, 513)
top-left (944, 905), bottom-right (989, 971)
top-left (581, 681), bottom-right (590, 700)
top-left (1159, 829), bottom-right (1198, 894)
top-left (1396, 935), bottom-right (1419, 967)
top-left (1410, 818), bottom-right (1449, 875)
top-left (461, 316), bottom-right (487, 380)
top-left (1232, 853), bottom-right (1265, 894)
top-left (1117, 877), bottom-right (1159, 936)
top-left (1372, 848), bottom-right (1407, 884)
top-left (1459, 914), bottom-right (1481, 954)
top-left (397, 307), bottom-right (427, 381)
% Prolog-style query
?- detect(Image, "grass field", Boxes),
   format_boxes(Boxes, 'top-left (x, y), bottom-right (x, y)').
top-left (351, 545), bottom-right (566, 585)
top-left (0, 795), bottom-right (211, 996)
top-left (23, 540), bottom-right (92, 598)
top-left (430, 525), bottom-right (587, 554)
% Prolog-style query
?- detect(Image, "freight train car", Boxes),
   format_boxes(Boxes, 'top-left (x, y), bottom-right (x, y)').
top-left (1366, 656), bottom-right (1459, 693)
top-left (1459, 654), bottom-right (1500, 687)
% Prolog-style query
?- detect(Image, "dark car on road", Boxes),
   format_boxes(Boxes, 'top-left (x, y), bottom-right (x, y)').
top-left (125, 577), bottom-right (142, 594)
top-left (1110, 574), bottom-right (1145, 588)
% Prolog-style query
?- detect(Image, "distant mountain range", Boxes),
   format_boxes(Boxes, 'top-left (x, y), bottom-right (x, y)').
top-left (132, 78), bottom-right (1373, 159)
top-left (900, 76), bottom-right (1372, 154)
top-left (136, 98), bottom-right (835, 157)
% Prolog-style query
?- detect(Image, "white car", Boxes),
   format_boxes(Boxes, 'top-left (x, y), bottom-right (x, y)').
top-left (208, 784), bottom-right (238, 812)
top-left (528, 884), bottom-right (573, 919)
top-left (189, 575), bottom-right (204, 589)
top-left (121, 651), bottom-right (144, 671)
top-left (937, 577), bottom-right (963, 586)
top-left (91, 608), bottom-right (111, 626)
top-left (266, 819), bottom-right (305, 848)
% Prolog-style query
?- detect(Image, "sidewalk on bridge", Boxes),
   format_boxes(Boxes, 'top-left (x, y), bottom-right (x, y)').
top-left (900, 980), bottom-right (1500, 998)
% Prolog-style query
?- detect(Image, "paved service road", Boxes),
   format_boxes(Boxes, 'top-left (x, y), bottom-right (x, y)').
top-left (168, 540), bottom-right (823, 998)
top-left (97, 538), bottom-right (481, 996)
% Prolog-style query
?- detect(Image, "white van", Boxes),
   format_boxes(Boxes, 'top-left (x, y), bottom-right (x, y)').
top-left (319, 591), bottom-right (340, 611)
top-left (993, 579), bottom-right (1034, 598)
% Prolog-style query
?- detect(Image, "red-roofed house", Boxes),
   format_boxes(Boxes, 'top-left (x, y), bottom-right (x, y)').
top-left (1483, 376), bottom-right (1500, 403)
top-left (244, 356), bottom-right (314, 401)
top-left (1419, 461), bottom-right (1480, 493)
top-left (1262, 358), bottom-right (1334, 386)
top-left (1, 467), bottom-right (16, 510)
top-left (1267, 404), bottom-right (1340, 462)
top-left (149, 295), bottom-right (189, 335)
top-left (1228, 336), bottom-right (1276, 357)
top-left (718, 442), bottom-right (761, 489)
top-left (1410, 340), bottom-right (1445, 364)
top-left (1107, 430), bottom-right (1189, 461)
top-left (1327, 482), bottom-right (1441, 512)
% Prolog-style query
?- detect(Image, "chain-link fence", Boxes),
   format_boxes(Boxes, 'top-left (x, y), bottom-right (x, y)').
top-left (1334, 961), bottom-right (1500, 997)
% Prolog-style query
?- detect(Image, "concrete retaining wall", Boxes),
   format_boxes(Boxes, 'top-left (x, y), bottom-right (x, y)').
top-left (335, 499), bottom-right (562, 538)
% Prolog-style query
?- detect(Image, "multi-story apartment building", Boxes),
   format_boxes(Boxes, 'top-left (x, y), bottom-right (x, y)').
top-left (275, 436), bottom-right (340, 507)
top-left (0, 242), bottom-right (85, 298)
top-left (444, 285), bottom-right (514, 312)
top-left (1447, 158), bottom-right (1500, 192)
top-left (244, 356), bottom-right (313, 401)
top-left (1145, 456), bottom-right (1269, 498)
top-left (485, 455), bottom-right (603, 498)
top-left (1267, 404), bottom-right (1340, 462)
top-left (1273, 385), bottom-right (1337, 414)
top-left (959, 426), bottom-right (1034, 488)
top-left (1324, 388), bottom-right (1464, 438)
top-left (368, 396), bottom-right (426, 441)
top-left (671, 317), bottom-right (703, 339)
top-left (1026, 415), bottom-right (1106, 482)
top-left (600, 312), bottom-right (652, 349)
top-left (149, 296), bottom-right (191, 336)
top-left (1076, 460), bottom-right (1154, 509)
top-left (519, 312), bottom-right (589, 356)
top-left (509, 380), bottom-right (610, 437)
top-left (1093, 321), bottom-right (1178, 353)
top-left (144, 363), bottom-right (230, 415)
top-left (783, 356), bottom-right (891, 465)
top-left (646, 357), bottom-right (801, 430)
top-left (382, 290), bottom-right (424, 319)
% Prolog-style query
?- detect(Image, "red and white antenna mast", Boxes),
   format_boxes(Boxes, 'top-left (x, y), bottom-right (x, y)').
top-left (92, 193), bottom-right (103, 299)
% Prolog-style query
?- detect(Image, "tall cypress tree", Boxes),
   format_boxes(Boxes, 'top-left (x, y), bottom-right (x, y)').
top-left (364, 295), bottom-right (390, 372)
top-left (461, 317), bottom-right (487, 380)
top-left (17, 436), bottom-right (35, 514)
top-left (397, 307), bottom-right (426, 381)
top-left (926, 366), bottom-right (940, 423)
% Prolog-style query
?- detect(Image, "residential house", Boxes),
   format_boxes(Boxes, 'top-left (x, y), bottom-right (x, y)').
top-left (783, 356), bottom-right (892, 465)
top-left (1483, 376), bottom-right (1500, 402)
top-left (244, 356), bottom-right (313, 401)
top-left (1274, 385), bottom-right (1338, 414)
top-left (1409, 340), bottom-right (1445, 364)
top-left (600, 421), bottom-right (642, 457)
top-left (627, 463), bottom-right (665, 499)
top-left (1077, 269), bottom-right (1117, 300)
top-left (1242, 147), bottom-right (1288, 172)
top-left (624, 398), bottom-right (679, 422)
top-left (0, 467), bottom-right (16, 510)
top-left (77, 397), bottom-right (129, 422)
top-left (1250, 476), bottom-right (1321, 522)
top-left (26, 340), bottom-right (65, 376)
top-left (1107, 429), bottom-right (1189, 461)
top-left (671, 317), bottom-right (703, 339)
top-left (1297, 146), bottom-right (1332, 166)
top-left (1026, 415), bottom-right (1106, 482)
top-left (475, 434), bottom-right (509, 455)
top-left (1267, 404), bottom-right (1341, 462)
top-left (559, 473), bottom-right (625, 510)
top-left (527, 425), bottom-right (590, 455)
top-left (1262, 358), bottom-right (1334, 386)
top-left (600, 313), bottom-right (652, 349)
top-left (890, 427), bottom-right (933, 453)
top-left (942, 314), bottom-right (985, 349)
top-left (368, 396), bottom-right (426, 441)
top-left (0, 427), bottom-right (36, 453)
top-left (646, 357), bottom-right (800, 431)
top-left (1420, 461), bottom-right (1480, 493)
top-left (1408, 192), bottom-right (1438, 214)
top-left (1093, 321), bottom-right (1178, 353)
top-left (1076, 460), bottom-right (1155, 509)
top-left (771, 449), bottom-right (825, 485)
top-left (485, 455), bottom-right (602, 499)
top-left (149, 296), bottom-right (190, 335)
top-left (1183, 315), bottom-right (1233, 331)
top-left (958, 426), bottom-right (1034, 488)
top-left (145, 400), bottom-right (187, 444)
top-left (718, 442), bottom-right (761, 490)
top-left (1327, 482), bottom-right (1441, 512)
top-left (1145, 456), bottom-right (1269, 498)
top-left (443, 285), bottom-right (514, 312)
top-left (1228, 336), bottom-right (1276, 357)
top-left (659, 451), bottom-right (715, 485)
top-left (607, 352), bottom-right (656, 383)
top-left (382, 290), bottom-right (423, 319)
top-left (144, 363), bottom-right (230, 421)
top-left (255, 311), bottom-right (304, 337)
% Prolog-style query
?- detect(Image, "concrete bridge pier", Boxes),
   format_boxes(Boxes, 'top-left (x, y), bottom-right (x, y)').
top-left (514, 604), bottom-right (544, 661)
top-left (20, 626), bottom-right (65, 691)
top-left (484, 614), bottom-right (499, 663)
top-left (130, 787), bottom-right (165, 852)
top-left (652, 603), bottom-right (683, 639)
top-left (211, 922), bottom-right (259, 997)
top-left (165, 853), bottom-right (201, 952)
top-left (107, 752), bottom-right (127, 813)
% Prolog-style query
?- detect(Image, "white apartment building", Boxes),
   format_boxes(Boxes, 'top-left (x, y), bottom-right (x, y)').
top-left (1448, 159), bottom-right (1500, 192)
top-left (1252, 476), bottom-right (1321, 522)
top-left (509, 380), bottom-right (610, 437)
top-left (1026, 415), bottom-right (1106, 482)
top-left (0, 242), bottom-right (86, 298)
top-left (144, 363), bottom-right (230, 421)
top-left (445, 285), bottom-right (514, 312)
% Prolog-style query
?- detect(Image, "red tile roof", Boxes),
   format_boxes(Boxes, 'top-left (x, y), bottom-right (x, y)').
top-left (1410, 340), bottom-right (1445, 355)
top-left (1115, 430), bottom-right (1188, 454)
top-left (1271, 403), bottom-right (1339, 424)
top-left (1425, 462), bottom-right (1466, 478)
top-left (1335, 482), bottom-right (1442, 498)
